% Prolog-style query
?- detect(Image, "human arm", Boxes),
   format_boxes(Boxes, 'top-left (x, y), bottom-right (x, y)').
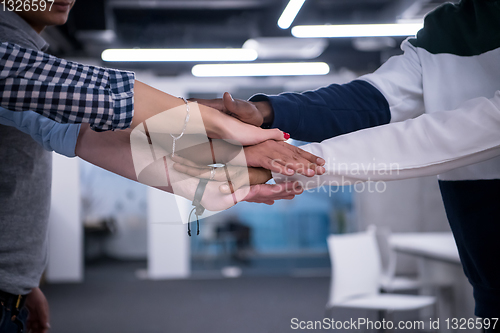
top-left (0, 42), bottom-right (285, 145)
top-left (0, 110), bottom-right (301, 209)
top-left (271, 92), bottom-right (500, 188)
top-left (0, 107), bottom-right (80, 157)
top-left (0, 42), bottom-right (134, 131)
top-left (193, 81), bottom-right (391, 143)
top-left (194, 40), bottom-right (426, 142)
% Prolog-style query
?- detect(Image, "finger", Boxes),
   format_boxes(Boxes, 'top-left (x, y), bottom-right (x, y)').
top-left (255, 143), bottom-right (319, 176)
top-left (263, 158), bottom-right (295, 176)
top-left (267, 154), bottom-right (318, 177)
top-left (241, 183), bottom-right (302, 203)
top-left (173, 163), bottom-right (213, 179)
top-left (275, 181), bottom-right (304, 195)
top-left (295, 146), bottom-right (326, 166)
top-left (281, 149), bottom-right (323, 177)
top-left (283, 161), bottom-right (317, 177)
top-left (189, 98), bottom-right (226, 112)
top-left (171, 154), bottom-right (205, 168)
top-left (249, 127), bottom-right (287, 145)
top-left (306, 162), bottom-right (326, 176)
top-left (243, 186), bottom-right (295, 202)
top-left (40, 320), bottom-right (51, 331)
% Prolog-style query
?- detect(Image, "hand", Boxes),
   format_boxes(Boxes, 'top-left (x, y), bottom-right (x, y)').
top-left (174, 139), bottom-right (325, 177)
top-left (138, 156), bottom-right (300, 209)
top-left (171, 156), bottom-right (303, 205)
top-left (130, 82), bottom-right (284, 146)
top-left (25, 287), bottom-right (50, 333)
top-left (172, 155), bottom-right (272, 192)
top-left (201, 102), bottom-right (281, 145)
top-left (191, 92), bottom-right (273, 127)
top-left (75, 122), bottom-right (300, 212)
top-left (243, 140), bottom-right (325, 177)
top-left (240, 182), bottom-right (304, 205)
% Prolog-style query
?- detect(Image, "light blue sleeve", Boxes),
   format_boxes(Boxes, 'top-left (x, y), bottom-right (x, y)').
top-left (0, 107), bottom-right (81, 157)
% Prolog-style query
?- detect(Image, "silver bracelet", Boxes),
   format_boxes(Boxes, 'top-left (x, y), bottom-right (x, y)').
top-left (171, 97), bottom-right (190, 157)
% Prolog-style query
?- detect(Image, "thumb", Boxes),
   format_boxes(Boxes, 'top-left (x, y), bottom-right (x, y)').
top-left (223, 92), bottom-right (235, 108)
top-left (189, 97), bottom-right (226, 112)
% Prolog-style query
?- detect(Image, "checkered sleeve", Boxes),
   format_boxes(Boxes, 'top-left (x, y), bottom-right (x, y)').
top-left (0, 42), bottom-right (135, 131)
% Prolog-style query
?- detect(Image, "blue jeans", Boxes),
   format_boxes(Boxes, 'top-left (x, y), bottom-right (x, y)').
top-left (0, 303), bottom-right (29, 333)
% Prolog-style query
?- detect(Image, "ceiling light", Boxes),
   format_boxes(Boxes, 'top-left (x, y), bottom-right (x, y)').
top-left (243, 37), bottom-right (327, 59)
top-left (292, 23), bottom-right (423, 38)
top-left (352, 37), bottom-right (397, 52)
top-left (101, 48), bottom-right (258, 62)
top-left (191, 62), bottom-right (330, 77)
top-left (278, 0), bottom-right (306, 30)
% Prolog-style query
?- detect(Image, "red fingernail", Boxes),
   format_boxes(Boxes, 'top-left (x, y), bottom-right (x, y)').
top-left (284, 132), bottom-right (291, 140)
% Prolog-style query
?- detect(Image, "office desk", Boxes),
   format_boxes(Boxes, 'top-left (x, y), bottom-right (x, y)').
top-left (390, 232), bottom-right (478, 333)
top-left (390, 232), bottom-right (460, 264)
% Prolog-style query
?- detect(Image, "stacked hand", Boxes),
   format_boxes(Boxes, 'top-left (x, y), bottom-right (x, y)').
top-left (125, 86), bottom-right (325, 209)
top-left (160, 93), bottom-right (325, 207)
top-left (76, 82), bottom-right (322, 214)
top-left (171, 139), bottom-right (325, 194)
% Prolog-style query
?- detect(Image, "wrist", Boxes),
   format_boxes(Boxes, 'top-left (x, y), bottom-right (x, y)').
top-left (253, 101), bottom-right (274, 127)
top-left (251, 168), bottom-right (273, 185)
top-left (200, 105), bottom-right (224, 138)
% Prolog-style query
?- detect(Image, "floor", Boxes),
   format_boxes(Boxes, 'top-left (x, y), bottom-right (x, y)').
top-left (41, 259), bottom-right (425, 333)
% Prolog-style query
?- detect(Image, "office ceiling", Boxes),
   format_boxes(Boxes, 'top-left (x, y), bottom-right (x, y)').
top-left (47, 0), bottom-right (452, 75)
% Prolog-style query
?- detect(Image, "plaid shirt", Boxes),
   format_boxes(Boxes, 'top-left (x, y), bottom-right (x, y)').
top-left (0, 42), bottom-right (135, 131)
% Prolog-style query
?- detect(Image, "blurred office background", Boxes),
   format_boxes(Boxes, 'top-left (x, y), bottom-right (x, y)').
top-left (40, 0), bottom-right (476, 332)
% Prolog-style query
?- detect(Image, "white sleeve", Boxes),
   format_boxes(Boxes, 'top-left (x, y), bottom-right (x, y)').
top-left (273, 92), bottom-right (500, 189)
top-left (359, 40), bottom-right (425, 122)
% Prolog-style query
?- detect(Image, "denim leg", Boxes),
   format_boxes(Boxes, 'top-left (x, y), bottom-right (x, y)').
top-left (0, 303), bottom-right (29, 333)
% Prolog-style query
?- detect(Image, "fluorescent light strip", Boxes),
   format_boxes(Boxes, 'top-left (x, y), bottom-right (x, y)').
top-left (101, 48), bottom-right (258, 62)
top-left (192, 62), bottom-right (330, 77)
top-left (278, 0), bottom-right (306, 30)
top-left (292, 23), bottom-right (423, 38)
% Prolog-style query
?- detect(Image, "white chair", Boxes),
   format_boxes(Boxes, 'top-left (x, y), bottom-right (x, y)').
top-left (326, 229), bottom-right (436, 332)
top-left (373, 226), bottom-right (422, 292)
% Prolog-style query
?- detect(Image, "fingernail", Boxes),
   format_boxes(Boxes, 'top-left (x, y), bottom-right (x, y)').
top-left (318, 166), bottom-right (326, 174)
top-left (307, 169), bottom-right (315, 176)
top-left (284, 132), bottom-right (291, 140)
top-left (220, 184), bottom-right (230, 193)
top-left (287, 168), bottom-right (295, 175)
top-left (317, 158), bottom-right (326, 165)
